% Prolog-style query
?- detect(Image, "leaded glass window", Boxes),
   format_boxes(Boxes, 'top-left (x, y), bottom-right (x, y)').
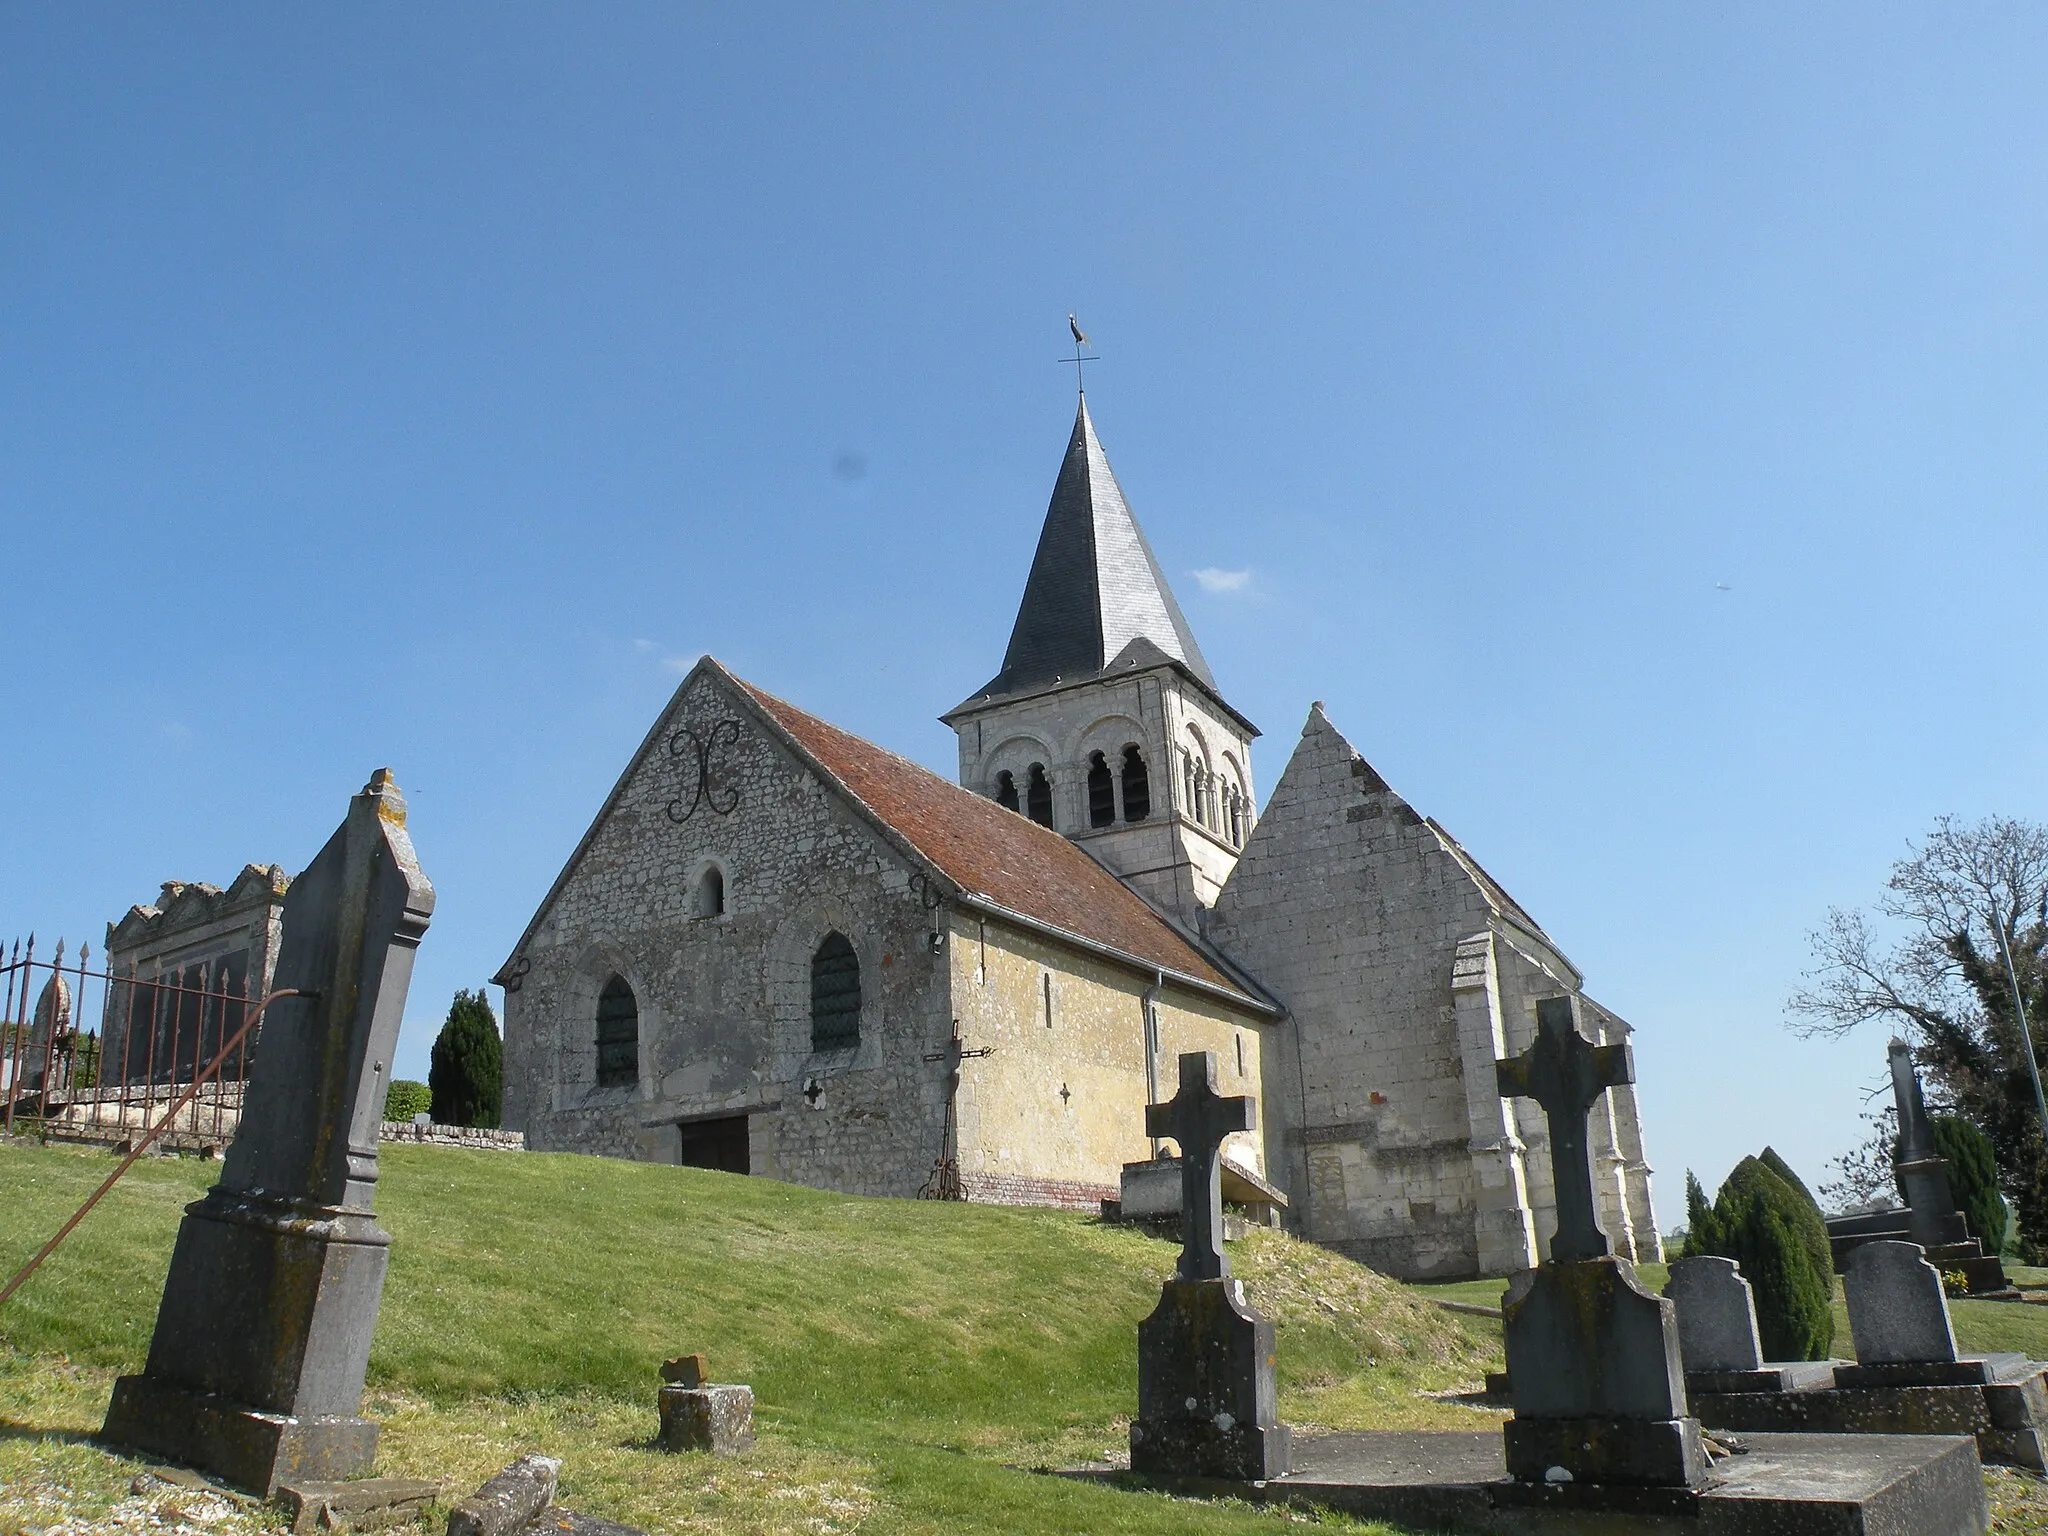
top-left (596, 974), bottom-right (639, 1087)
top-left (810, 931), bottom-right (861, 1050)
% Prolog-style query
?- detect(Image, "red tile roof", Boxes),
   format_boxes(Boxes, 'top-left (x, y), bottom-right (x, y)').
top-left (737, 676), bottom-right (1256, 1003)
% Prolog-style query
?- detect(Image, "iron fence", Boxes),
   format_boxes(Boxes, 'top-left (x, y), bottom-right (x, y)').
top-left (0, 936), bottom-right (258, 1149)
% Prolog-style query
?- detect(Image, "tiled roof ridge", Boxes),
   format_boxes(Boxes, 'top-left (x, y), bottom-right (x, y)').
top-left (733, 673), bottom-right (1262, 1005)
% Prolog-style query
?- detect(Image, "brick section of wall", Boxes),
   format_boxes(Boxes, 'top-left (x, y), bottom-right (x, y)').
top-left (378, 1122), bottom-right (526, 1151)
top-left (959, 1171), bottom-right (1118, 1211)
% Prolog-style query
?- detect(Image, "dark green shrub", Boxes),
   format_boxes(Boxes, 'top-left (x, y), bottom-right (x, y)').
top-left (1757, 1145), bottom-right (1836, 1302)
top-left (1929, 1115), bottom-right (2010, 1253)
top-left (383, 1078), bottom-right (432, 1122)
top-left (1687, 1155), bottom-right (1835, 1360)
top-left (429, 988), bottom-right (503, 1129)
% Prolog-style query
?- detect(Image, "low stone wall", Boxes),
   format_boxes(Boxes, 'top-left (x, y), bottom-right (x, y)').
top-left (959, 1171), bottom-right (1115, 1211)
top-left (378, 1121), bottom-right (526, 1151)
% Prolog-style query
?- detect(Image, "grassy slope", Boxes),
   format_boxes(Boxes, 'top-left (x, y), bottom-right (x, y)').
top-left (0, 1141), bottom-right (1501, 1536)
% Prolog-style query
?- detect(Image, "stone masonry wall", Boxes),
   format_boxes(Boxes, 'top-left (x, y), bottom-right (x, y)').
top-left (950, 664), bottom-right (1254, 923)
top-left (501, 667), bottom-right (951, 1197)
top-left (1206, 703), bottom-right (1656, 1280)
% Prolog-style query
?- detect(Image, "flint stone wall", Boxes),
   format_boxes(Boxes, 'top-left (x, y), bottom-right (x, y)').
top-left (501, 668), bottom-right (953, 1195)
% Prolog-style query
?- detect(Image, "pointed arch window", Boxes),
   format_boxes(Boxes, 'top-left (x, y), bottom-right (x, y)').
top-left (994, 770), bottom-right (1019, 812)
top-left (1086, 752), bottom-right (1115, 827)
top-left (693, 864), bottom-right (725, 918)
top-left (1121, 745), bottom-right (1150, 822)
top-left (810, 931), bottom-right (862, 1050)
top-left (596, 975), bottom-right (639, 1087)
top-left (1026, 763), bottom-right (1054, 827)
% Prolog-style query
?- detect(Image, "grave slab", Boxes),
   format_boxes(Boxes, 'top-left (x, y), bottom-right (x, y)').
top-left (1066, 1429), bottom-right (1989, 1535)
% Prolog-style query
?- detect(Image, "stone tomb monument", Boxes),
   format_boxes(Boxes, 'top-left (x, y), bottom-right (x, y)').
top-left (102, 771), bottom-right (435, 1494)
top-left (1824, 1040), bottom-right (2011, 1296)
top-left (1685, 1237), bottom-right (2048, 1470)
top-left (1128, 1050), bottom-right (1291, 1481)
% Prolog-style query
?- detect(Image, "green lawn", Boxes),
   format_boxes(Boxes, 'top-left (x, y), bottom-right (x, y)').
top-left (7, 1141), bottom-right (2046, 1536)
top-left (0, 1140), bottom-right (1500, 1536)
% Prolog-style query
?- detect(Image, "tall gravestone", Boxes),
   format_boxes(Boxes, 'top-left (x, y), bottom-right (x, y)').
top-left (1496, 996), bottom-right (1706, 1489)
top-left (1129, 1051), bottom-right (1290, 1482)
top-left (103, 771), bottom-right (435, 1494)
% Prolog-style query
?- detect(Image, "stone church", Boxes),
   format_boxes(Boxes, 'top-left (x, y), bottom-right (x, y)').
top-left (498, 397), bottom-right (1660, 1279)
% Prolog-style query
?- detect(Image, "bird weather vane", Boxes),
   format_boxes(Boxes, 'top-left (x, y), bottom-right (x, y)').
top-left (1061, 313), bottom-right (1102, 395)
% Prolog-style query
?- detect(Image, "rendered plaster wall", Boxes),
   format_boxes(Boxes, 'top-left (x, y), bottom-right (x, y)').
top-left (946, 909), bottom-right (1269, 1207)
top-left (500, 668), bottom-right (951, 1197)
top-left (949, 664), bottom-right (1255, 922)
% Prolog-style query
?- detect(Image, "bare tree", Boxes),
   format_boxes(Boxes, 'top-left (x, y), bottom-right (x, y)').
top-left (1790, 816), bottom-right (2048, 1249)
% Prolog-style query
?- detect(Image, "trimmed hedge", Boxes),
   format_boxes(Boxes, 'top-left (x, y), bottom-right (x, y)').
top-left (383, 1078), bottom-right (432, 1122)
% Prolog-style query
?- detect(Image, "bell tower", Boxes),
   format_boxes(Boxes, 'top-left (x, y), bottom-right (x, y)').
top-left (943, 397), bottom-right (1258, 924)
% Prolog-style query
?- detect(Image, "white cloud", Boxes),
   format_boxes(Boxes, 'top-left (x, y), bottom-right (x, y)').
top-left (661, 655), bottom-right (695, 674)
top-left (1193, 567), bottom-right (1252, 594)
top-left (633, 638), bottom-right (656, 652)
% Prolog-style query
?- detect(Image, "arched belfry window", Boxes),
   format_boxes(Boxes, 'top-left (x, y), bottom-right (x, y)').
top-left (810, 931), bottom-right (862, 1050)
top-left (1182, 752), bottom-right (1199, 822)
top-left (1121, 745), bottom-right (1150, 822)
top-left (694, 865), bottom-right (725, 918)
top-left (1086, 752), bottom-right (1115, 828)
top-left (1026, 763), bottom-right (1054, 827)
top-left (994, 770), bottom-right (1019, 812)
top-left (596, 975), bottom-right (639, 1087)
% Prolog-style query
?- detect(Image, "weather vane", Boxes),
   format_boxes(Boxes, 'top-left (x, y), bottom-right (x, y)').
top-left (1061, 313), bottom-right (1102, 395)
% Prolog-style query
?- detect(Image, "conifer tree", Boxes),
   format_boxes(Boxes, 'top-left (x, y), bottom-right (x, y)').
top-left (429, 988), bottom-right (503, 1129)
top-left (1758, 1145), bottom-right (1837, 1302)
top-left (1688, 1155), bottom-right (1835, 1360)
top-left (1930, 1114), bottom-right (2010, 1253)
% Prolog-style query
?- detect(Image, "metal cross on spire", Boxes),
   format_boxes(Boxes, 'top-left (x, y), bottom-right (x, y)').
top-left (1061, 313), bottom-right (1102, 396)
top-left (1496, 995), bottom-right (1633, 1264)
top-left (1147, 1050), bottom-right (1255, 1281)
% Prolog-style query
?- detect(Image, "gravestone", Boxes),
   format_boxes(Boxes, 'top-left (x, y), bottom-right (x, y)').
top-left (1666, 1257), bottom-right (1762, 1374)
top-left (1824, 1040), bottom-right (2011, 1295)
top-left (1663, 1255), bottom-right (1838, 1397)
top-left (1845, 1240), bottom-right (1959, 1368)
top-left (1128, 1050), bottom-right (1290, 1481)
top-left (102, 771), bottom-right (435, 1494)
top-left (1495, 996), bottom-right (1706, 1489)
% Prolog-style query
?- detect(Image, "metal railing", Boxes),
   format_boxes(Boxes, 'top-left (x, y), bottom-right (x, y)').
top-left (0, 936), bottom-right (260, 1147)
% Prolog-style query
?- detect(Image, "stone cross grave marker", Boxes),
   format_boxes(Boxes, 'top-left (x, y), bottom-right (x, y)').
top-left (1146, 1050), bottom-right (1254, 1281)
top-left (1496, 993), bottom-right (1631, 1263)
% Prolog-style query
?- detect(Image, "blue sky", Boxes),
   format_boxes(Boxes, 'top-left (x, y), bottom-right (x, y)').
top-left (6, 6), bottom-right (2047, 1228)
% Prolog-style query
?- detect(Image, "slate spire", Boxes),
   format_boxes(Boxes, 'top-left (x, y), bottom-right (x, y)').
top-left (976, 398), bottom-right (1216, 700)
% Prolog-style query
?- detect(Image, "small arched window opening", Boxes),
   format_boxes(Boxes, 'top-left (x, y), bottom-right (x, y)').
top-left (1182, 753), bottom-right (1199, 821)
top-left (810, 931), bottom-right (862, 1051)
top-left (1086, 752), bottom-right (1115, 827)
top-left (994, 770), bottom-right (1019, 812)
top-left (1230, 787), bottom-right (1246, 846)
top-left (595, 975), bottom-right (639, 1088)
top-left (693, 864), bottom-right (725, 918)
top-left (1121, 745), bottom-right (1150, 822)
top-left (1026, 763), bottom-right (1054, 827)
